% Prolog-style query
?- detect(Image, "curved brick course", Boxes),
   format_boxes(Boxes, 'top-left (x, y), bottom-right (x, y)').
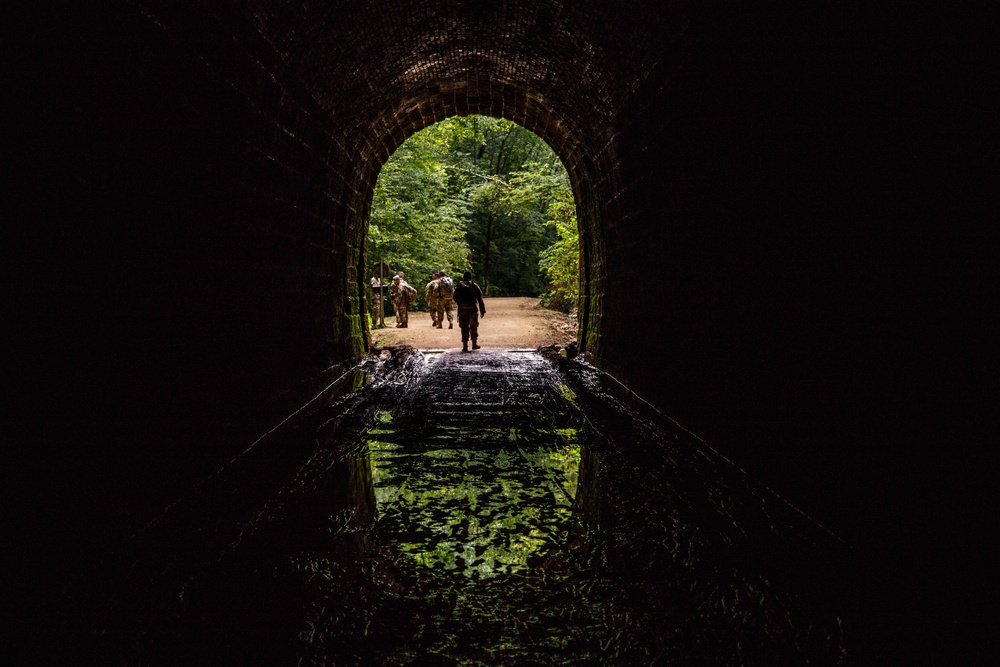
top-left (3, 2), bottom-right (995, 659)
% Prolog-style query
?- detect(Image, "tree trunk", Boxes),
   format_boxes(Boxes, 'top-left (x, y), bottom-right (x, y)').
top-left (492, 128), bottom-right (513, 175)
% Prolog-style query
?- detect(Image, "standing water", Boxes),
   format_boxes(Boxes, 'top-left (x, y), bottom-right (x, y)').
top-left (109, 348), bottom-right (853, 665)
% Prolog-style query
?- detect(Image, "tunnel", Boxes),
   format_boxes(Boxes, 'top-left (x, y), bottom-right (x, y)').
top-left (4, 0), bottom-right (997, 662)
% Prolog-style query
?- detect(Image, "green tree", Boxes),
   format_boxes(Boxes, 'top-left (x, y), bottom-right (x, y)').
top-left (368, 115), bottom-right (579, 308)
top-left (440, 117), bottom-right (567, 296)
top-left (464, 163), bottom-right (571, 295)
top-left (368, 124), bottom-right (469, 304)
top-left (538, 190), bottom-right (580, 314)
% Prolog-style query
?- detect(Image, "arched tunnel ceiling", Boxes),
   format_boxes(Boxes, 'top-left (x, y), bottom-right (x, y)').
top-left (237, 1), bottom-right (702, 358)
top-left (7, 5), bottom-right (995, 654)
top-left (243, 0), bottom-right (691, 176)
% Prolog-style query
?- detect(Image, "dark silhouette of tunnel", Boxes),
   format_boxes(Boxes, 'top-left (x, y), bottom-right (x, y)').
top-left (4, 0), bottom-right (997, 660)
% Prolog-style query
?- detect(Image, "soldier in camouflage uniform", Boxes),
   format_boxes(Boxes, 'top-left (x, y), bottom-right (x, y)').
top-left (398, 277), bottom-right (416, 327)
top-left (425, 272), bottom-right (442, 327)
top-left (370, 274), bottom-right (382, 326)
top-left (390, 274), bottom-right (414, 328)
top-left (389, 275), bottom-right (403, 327)
top-left (437, 269), bottom-right (455, 329)
top-left (453, 270), bottom-right (486, 351)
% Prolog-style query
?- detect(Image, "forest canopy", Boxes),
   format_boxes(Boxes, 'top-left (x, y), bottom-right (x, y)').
top-left (368, 115), bottom-right (579, 313)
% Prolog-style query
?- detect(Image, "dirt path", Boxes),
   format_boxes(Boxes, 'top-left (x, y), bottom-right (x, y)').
top-left (370, 296), bottom-right (577, 350)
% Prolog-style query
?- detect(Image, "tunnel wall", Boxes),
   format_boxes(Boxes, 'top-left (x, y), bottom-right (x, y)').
top-left (598, 2), bottom-right (997, 622)
top-left (3, 0), bottom-right (996, 649)
top-left (4, 1), bottom-right (365, 575)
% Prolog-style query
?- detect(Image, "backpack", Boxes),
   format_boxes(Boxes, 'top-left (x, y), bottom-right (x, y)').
top-left (403, 283), bottom-right (418, 305)
top-left (438, 276), bottom-right (455, 298)
top-left (453, 280), bottom-right (476, 306)
top-left (425, 280), bottom-right (440, 302)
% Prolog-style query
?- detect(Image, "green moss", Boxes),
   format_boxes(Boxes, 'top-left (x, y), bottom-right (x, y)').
top-left (343, 312), bottom-right (367, 358)
top-left (581, 275), bottom-right (603, 356)
top-left (557, 383), bottom-right (577, 404)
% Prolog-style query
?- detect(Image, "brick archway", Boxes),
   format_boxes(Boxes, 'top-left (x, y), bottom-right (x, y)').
top-left (7, 5), bottom-right (994, 653)
top-left (348, 91), bottom-right (606, 354)
top-left (242, 0), bottom-right (648, 361)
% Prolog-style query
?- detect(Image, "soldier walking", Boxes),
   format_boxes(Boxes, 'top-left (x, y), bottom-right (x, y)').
top-left (437, 269), bottom-right (455, 329)
top-left (425, 272), bottom-right (442, 328)
top-left (389, 275), bottom-right (403, 327)
top-left (401, 277), bottom-right (416, 327)
top-left (390, 274), bottom-right (415, 328)
top-left (453, 270), bottom-right (486, 352)
top-left (370, 274), bottom-right (382, 326)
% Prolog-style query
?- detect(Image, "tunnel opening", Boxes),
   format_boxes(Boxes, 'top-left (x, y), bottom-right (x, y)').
top-left (10, 2), bottom-right (993, 661)
top-left (363, 113), bottom-right (582, 349)
top-left (341, 89), bottom-right (608, 361)
top-left (352, 113), bottom-right (590, 579)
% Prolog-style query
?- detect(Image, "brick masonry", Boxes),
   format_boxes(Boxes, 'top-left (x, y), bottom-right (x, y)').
top-left (3, 0), bottom-right (996, 646)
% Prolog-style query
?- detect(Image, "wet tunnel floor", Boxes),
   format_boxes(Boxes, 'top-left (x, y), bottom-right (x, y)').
top-left (367, 351), bottom-right (583, 580)
top-left (115, 349), bottom-right (854, 665)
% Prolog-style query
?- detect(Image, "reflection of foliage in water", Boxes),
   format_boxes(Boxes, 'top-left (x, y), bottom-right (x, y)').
top-left (369, 437), bottom-right (580, 578)
top-left (556, 383), bottom-right (577, 403)
top-left (263, 352), bottom-right (846, 665)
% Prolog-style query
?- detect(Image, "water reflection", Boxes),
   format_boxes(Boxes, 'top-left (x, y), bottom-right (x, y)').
top-left (114, 349), bottom-right (849, 666)
top-left (369, 432), bottom-right (582, 578)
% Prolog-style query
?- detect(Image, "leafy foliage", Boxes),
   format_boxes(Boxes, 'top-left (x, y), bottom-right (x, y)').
top-left (538, 193), bottom-right (580, 314)
top-left (369, 115), bottom-right (579, 309)
top-left (368, 126), bottom-right (469, 289)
